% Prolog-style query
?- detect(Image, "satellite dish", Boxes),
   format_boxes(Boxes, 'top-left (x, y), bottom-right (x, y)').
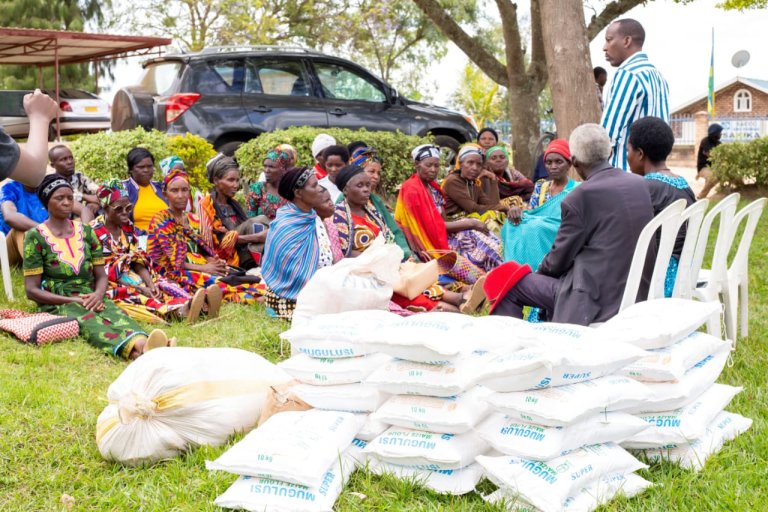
top-left (732, 50), bottom-right (750, 69)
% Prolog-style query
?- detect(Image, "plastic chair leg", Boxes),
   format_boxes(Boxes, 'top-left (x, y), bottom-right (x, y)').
top-left (740, 277), bottom-right (749, 338)
top-left (0, 233), bottom-right (13, 301)
top-left (705, 310), bottom-right (722, 340)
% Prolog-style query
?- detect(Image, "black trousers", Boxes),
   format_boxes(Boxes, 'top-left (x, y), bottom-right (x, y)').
top-left (489, 273), bottom-right (560, 320)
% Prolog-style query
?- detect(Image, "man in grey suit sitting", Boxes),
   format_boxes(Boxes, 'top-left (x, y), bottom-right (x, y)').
top-left (486, 123), bottom-right (655, 325)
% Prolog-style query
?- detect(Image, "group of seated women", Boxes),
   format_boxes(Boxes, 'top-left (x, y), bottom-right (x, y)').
top-left (22, 119), bottom-right (694, 358)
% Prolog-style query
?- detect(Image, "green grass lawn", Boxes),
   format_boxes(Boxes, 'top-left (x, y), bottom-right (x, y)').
top-left (1, 197), bottom-right (766, 511)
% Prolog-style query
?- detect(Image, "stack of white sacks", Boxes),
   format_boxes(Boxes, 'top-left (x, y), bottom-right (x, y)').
top-left (597, 299), bottom-right (753, 472)
top-left (205, 298), bottom-right (751, 511)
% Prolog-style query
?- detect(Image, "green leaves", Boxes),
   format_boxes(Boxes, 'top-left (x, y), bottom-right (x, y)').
top-left (70, 128), bottom-right (216, 192)
top-left (235, 127), bottom-right (433, 201)
top-left (711, 136), bottom-right (768, 189)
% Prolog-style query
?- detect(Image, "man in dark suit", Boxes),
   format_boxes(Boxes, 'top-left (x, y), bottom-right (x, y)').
top-left (487, 123), bottom-right (655, 325)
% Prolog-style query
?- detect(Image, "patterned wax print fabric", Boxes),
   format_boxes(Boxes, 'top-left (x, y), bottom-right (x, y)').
top-left (147, 209), bottom-right (262, 304)
top-left (90, 216), bottom-right (190, 322)
top-left (246, 181), bottom-right (288, 220)
top-left (332, 200), bottom-right (395, 257)
top-left (22, 220), bottom-right (147, 358)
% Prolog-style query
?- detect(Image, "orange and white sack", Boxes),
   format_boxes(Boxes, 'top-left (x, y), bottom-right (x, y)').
top-left (96, 347), bottom-right (291, 466)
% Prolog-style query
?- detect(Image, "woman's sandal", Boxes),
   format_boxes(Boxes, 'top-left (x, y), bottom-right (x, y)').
top-left (460, 275), bottom-right (487, 314)
top-left (144, 329), bottom-right (170, 353)
top-left (206, 285), bottom-right (223, 319)
top-left (186, 288), bottom-right (206, 324)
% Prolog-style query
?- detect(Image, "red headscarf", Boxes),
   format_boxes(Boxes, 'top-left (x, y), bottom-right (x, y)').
top-left (544, 139), bottom-right (571, 161)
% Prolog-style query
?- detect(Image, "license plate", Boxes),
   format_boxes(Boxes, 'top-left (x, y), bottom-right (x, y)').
top-left (85, 106), bottom-right (98, 112)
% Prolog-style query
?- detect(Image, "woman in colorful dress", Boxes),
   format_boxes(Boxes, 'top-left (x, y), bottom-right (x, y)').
top-left (502, 139), bottom-right (579, 271)
top-left (198, 155), bottom-right (268, 269)
top-left (147, 169), bottom-right (261, 305)
top-left (247, 148), bottom-right (289, 221)
top-left (442, 144), bottom-right (510, 234)
top-left (482, 145), bottom-right (534, 204)
top-left (349, 146), bottom-right (413, 260)
top-left (627, 116), bottom-right (696, 297)
top-left (261, 167), bottom-right (336, 320)
top-left (122, 148), bottom-right (168, 233)
top-left (89, 180), bottom-right (203, 324)
top-left (23, 174), bottom-right (173, 360)
top-left (395, 144), bottom-right (503, 273)
top-left (333, 165), bottom-right (465, 312)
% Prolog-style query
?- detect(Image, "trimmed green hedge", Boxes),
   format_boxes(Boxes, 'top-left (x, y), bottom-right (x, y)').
top-left (69, 128), bottom-right (216, 192)
top-left (235, 127), bottom-right (432, 199)
top-left (711, 136), bottom-right (768, 188)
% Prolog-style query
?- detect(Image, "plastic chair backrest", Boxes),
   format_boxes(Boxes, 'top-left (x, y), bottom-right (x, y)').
top-left (690, 192), bottom-right (740, 288)
top-left (672, 199), bottom-right (709, 299)
top-left (619, 199), bottom-right (686, 312)
top-left (0, 231), bottom-right (14, 300)
top-left (729, 197), bottom-right (767, 279)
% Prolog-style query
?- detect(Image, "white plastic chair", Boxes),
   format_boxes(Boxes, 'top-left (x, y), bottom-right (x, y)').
top-left (716, 198), bottom-right (766, 340)
top-left (619, 199), bottom-right (687, 312)
top-left (690, 193), bottom-right (740, 338)
top-left (0, 231), bottom-right (14, 300)
top-left (671, 199), bottom-right (710, 299)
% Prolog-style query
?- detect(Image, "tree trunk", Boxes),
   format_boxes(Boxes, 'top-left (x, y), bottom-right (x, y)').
top-left (539, 0), bottom-right (601, 142)
top-left (507, 85), bottom-right (541, 176)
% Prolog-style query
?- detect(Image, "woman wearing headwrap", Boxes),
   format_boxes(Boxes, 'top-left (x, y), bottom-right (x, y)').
top-left (395, 144), bottom-right (503, 273)
top-left (199, 154), bottom-right (268, 269)
top-left (147, 169), bottom-right (262, 306)
top-left (89, 180), bottom-right (199, 324)
top-left (483, 145), bottom-right (534, 204)
top-left (347, 146), bottom-right (412, 260)
top-left (442, 143), bottom-right (510, 234)
top-left (122, 147), bottom-right (167, 233)
top-left (160, 155), bottom-right (199, 213)
top-left (23, 174), bottom-right (175, 359)
top-left (501, 139), bottom-right (580, 271)
top-left (261, 167), bottom-right (333, 320)
top-left (247, 147), bottom-right (290, 220)
top-left (334, 164), bottom-right (465, 312)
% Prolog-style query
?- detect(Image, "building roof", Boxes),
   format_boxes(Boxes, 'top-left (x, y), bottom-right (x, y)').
top-left (0, 27), bottom-right (171, 66)
top-left (671, 76), bottom-right (768, 115)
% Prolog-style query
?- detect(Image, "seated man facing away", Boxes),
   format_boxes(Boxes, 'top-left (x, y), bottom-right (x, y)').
top-left (0, 179), bottom-right (48, 266)
top-left (49, 144), bottom-right (99, 221)
top-left (485, 123), bottom-right (655, 325)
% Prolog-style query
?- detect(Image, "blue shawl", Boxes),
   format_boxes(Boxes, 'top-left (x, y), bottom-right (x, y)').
top-left (262, 203), bottom-right (319, 300)
top-left (502, 178), bottom-right (579, 271)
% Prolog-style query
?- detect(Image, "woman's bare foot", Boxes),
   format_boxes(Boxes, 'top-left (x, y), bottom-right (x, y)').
top-left (186, 288), bottom-right (206, 324)
top-left (206, 285), bottom-right (223, 319)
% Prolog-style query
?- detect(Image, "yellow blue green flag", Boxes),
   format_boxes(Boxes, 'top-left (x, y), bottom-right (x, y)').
top-left (708, 28), bottom-right (715, 119)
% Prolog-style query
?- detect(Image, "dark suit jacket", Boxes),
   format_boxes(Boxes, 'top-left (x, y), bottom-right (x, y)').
top-left (538, 162), bottom-right (654, 325)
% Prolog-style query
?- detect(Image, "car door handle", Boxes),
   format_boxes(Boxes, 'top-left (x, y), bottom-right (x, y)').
top-left (329, 108), bottom-right (347, 116)
top-left (253, 105), bottom-right (272, 113)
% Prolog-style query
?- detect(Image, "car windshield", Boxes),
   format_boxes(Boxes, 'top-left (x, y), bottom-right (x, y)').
top-left (139, 61), bottom-right (183, 96)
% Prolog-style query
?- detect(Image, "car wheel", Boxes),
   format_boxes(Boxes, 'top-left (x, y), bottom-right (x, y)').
top-left (434, 135), bottom-right (460, 177)
top-left (217, 141), bottom-right (245, 157)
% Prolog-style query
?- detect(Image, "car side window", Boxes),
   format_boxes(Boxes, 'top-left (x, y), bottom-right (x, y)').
top-left (245, 59), bottom-right (312, 96)
top-left (312, 62), bottom-right (386, 103)
top-left (193, 59), bottom-right (244, 94)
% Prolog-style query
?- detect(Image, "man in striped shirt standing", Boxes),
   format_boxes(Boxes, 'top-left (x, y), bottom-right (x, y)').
top-left (601, 19), bottom-right (669, 171)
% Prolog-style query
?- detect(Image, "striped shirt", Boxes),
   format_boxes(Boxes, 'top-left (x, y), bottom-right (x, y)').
top-left (601, 52), bottom-right (670, 171)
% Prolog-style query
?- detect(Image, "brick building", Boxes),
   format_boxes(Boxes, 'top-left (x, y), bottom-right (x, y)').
top-left (668, 77), bottom-right (768, 167)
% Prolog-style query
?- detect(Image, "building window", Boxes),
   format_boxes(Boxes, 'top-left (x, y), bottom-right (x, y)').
top-left (734, 89), bottom-right (752, 112)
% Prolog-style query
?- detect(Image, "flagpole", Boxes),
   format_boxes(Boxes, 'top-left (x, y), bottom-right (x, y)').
top-left (708, 27), bottom-right (715, 120)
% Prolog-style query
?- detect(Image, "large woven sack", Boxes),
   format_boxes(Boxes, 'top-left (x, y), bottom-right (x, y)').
top-left (96, 347), bottom-right (292, 466)
top-left (0, 309), bottom-right (79, 345)
top-left (293, 236), bottom-right (402, 325)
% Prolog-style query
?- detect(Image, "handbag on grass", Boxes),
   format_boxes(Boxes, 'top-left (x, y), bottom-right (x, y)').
top-left (425, 250), bottom-right (485, 284)
top-left (0, 309), bottom-right (79, 346)
top-left (393, 260), bottom-right (439, 300)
